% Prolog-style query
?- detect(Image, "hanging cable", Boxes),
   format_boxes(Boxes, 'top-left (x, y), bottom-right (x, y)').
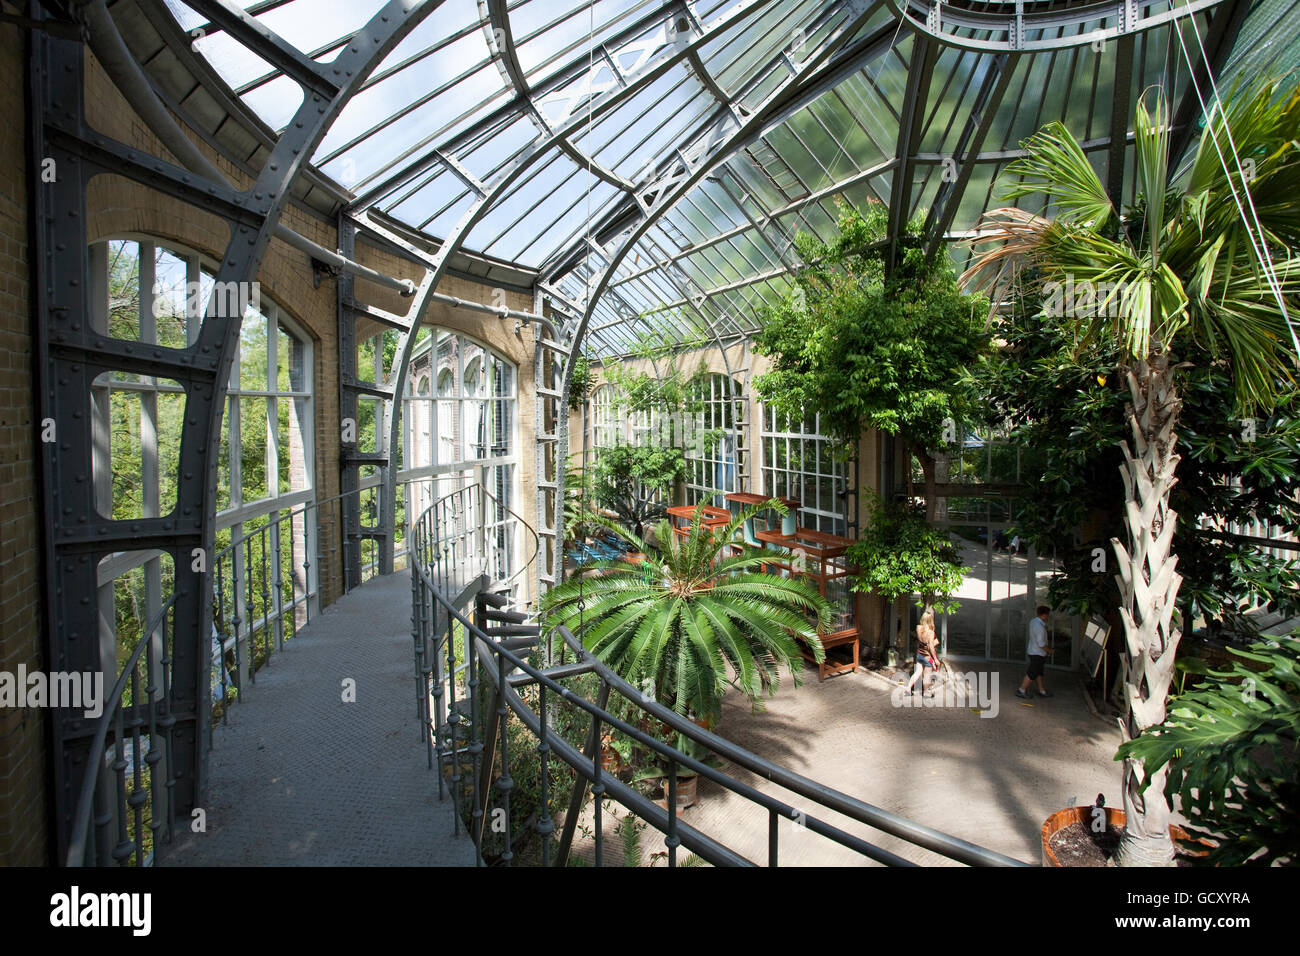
top-left (1170, 0), bottom-right (1300, 365)
top-left (577, 0), bottom-right (597, 637)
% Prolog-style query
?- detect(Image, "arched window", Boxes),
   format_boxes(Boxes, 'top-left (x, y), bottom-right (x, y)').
top-left (89, 236), bottom-right (315, 688)
top-left (400, 329), bottom-right (518, 580)
top-left (683, 373), bottom-right (745, 506)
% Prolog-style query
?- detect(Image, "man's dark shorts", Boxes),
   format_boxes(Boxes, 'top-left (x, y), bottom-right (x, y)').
top-left (1026, 654), bottom-right (1046, 679)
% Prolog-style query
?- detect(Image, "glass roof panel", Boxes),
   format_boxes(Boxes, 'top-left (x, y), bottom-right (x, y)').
top-left (144, 0), bottom-right (1300, 357)
top-left (254, 0), bottom-right (386, 58)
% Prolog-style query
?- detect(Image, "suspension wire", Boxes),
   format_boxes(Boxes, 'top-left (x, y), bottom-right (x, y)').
top-left (578, 0), bottom-right (596, 636)
top-left (1171, 0), bottom-right (1300, 365)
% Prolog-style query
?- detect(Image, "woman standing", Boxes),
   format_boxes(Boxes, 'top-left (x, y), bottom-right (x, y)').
top-left (904, 607), bottom-right (940, 697)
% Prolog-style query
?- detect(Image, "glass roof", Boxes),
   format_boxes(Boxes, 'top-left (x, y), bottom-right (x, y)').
top-left (155, 0), bottom-right (1300, 357)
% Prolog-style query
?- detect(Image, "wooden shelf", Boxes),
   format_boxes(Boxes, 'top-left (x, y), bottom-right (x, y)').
top-left (667, 504), bottom-right (731, 540)
top-left (755, 526), bottom-right (859, 680)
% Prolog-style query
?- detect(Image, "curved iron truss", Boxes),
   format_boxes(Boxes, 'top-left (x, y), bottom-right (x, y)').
top-left (27, 0), bottom-right (1296, 859)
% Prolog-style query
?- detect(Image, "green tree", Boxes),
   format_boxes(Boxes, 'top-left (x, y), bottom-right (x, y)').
top-left (975, 298), bottom-right (1300, 633)
top-left (846, 496), bottom-right (969, 654)
top-left (593, 443), bottom-right (686, 538)
top-left (964, 78), bottom-right (1300, 865)
top-left (752, 202), bottom-right (992, 519)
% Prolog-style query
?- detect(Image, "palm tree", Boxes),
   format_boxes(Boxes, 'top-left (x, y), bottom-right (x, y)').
top-left (963, 78), bottom-right (1300, 866)
top-left (539, 503), bottom-right (830, 727)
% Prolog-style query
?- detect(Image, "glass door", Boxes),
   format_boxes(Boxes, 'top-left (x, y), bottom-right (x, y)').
top-left (942, 524), bottom-right (991, 659)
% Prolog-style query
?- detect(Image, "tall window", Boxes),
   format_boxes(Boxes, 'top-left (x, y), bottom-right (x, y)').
top-left (90, 237), bottom-right (314, 688)
top-left (591, 384), bottom-right (620, 454)
top-left (760, 406), bottom-right (847, 535)
top-left (401, 329), bottom-right (519, 581)
top-left (683, 373), bottom-right (745, 505)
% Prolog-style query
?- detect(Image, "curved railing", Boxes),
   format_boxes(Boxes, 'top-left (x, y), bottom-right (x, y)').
top-left (66, 595), bottom-right (178, 866)
top-left (71, 474), bottom-right (448, 865)
top-left (409, 488), bottom-right (1028, 867)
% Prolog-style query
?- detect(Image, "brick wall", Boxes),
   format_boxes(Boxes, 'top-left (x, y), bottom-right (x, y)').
top-left (0, 23), bottom-right (48, 866)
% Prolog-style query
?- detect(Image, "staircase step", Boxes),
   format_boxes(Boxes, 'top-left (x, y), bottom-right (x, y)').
top-left (483, 606), bottom-right (529, 625)
top-left (483, 623), bottom-right (541, 638)
top-left (477, 590), bottom-right (512, 608)
top-left (496, 636), bottom-right (538, 654)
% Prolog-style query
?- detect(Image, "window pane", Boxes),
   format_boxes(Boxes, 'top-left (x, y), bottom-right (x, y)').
top-left (240, 313), bottom-right (269, 391)
top-left (153, 246), bottom-right (190, 350)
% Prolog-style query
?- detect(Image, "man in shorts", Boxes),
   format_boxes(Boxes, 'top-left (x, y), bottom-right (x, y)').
top-left (1016, 605), bottom-right (1053, 699)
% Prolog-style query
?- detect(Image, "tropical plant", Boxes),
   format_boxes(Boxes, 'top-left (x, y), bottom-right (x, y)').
top-left (1117, 632), bottom-right (1300, 866)
top-left (592, 443), bottom-right (686, 538)
top-left (846, 496), bottom-right (969, 655)
top-left (752, 201), bottom-right (992, 519)
top-left (568, 355), bottom-right (595, 411)
top-left (963, 78), bottom-right (1300, 865)
top-left (974, 292), bottom-right (1300, 634)
top-left (616, 813), bottom-right (707, 867)
top-left (538, 504), bottom-right (831, 728)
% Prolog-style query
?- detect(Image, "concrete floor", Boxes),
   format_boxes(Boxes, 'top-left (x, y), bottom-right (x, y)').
top-left (567, 661), bottom-right (1134, 866)
top-left (160, 569), bottom-right (1147, 868)
top-left (165, 573), bottom-right (476, 866)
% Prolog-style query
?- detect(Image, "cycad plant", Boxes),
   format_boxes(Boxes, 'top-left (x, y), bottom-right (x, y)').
top-left (539, 504), bottom-right (830, 728)
top-left (963, 79), bottom-right (1300, 865)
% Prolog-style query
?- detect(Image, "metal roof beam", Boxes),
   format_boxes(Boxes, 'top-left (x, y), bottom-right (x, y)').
top-left (923, 49), bottom-right (1018, 258)
top-left (185, 0), bottom-right (340, 99)
top-left (888, 34), bottom-right (935, 266)
top-left (1167, 0), bottom-right (1251, 176)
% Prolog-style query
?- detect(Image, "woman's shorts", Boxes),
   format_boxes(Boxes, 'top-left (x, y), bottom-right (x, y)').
top-left (915, 652), bottom-right (933, 668)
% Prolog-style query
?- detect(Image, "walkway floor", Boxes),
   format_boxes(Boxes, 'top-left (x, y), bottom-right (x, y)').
top-left (165, 573), bottom-right (476, 866)
top-left (567, 661), bottom-right (1160, 866)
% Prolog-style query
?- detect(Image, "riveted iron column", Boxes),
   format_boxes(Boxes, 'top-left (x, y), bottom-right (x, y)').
top-left (33, 0), bottom-right (446, 863)
top-left (337, 216), bottom-right (364, 591)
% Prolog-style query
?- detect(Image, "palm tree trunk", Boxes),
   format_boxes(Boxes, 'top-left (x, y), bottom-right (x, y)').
top-left (1111, 355), bottom-right (1184, 867)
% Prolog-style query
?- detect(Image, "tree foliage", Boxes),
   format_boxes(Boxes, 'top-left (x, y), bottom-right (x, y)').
top-left (592, 443), bottom-right (686, 538)
top-left (752, 202), bottom-right (992, 458)
top-left (1117, 633), bottom-right (1300, 866)
top-left (846, 497), bottom-right (968, 615)
top-left (975, 300), bottom-right (1300, 631)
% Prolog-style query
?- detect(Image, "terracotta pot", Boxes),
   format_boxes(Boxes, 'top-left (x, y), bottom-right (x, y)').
top-left (654, 773), bottom-right (698, 811)
top-left (1041, 806), bottom-right (1202, 866)
top-left (599, 735), bottom-right (624, 775)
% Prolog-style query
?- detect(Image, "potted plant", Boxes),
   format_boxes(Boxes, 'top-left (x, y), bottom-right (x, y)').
top-left (539, 504), bottom-right (831, 806)
top-left (964, 77), bottom-right (1300, 865)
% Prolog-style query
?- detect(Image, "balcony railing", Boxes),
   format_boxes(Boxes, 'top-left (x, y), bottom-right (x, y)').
top-left (409, 486), bottom-right (1028, 867)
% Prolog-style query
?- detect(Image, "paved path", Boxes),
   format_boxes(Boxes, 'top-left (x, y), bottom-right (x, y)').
top-left (165, 573), bottom-right (476, 866)
top-left (567, 661), bottom-right (1148, 866)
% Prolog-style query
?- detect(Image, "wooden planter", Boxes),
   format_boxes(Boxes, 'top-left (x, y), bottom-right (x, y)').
top-left (1041, 806), bottom-right (1201, 866)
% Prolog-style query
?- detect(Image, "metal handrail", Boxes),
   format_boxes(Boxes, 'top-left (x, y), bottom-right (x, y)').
top-left (409, 486), bottom-right (1029, 867)
top-left (66, 594), bottom-right (179, 867)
